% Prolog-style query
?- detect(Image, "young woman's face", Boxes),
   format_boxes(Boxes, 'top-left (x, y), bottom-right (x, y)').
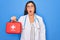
top-left (27, 3), bottom-right (35, 16)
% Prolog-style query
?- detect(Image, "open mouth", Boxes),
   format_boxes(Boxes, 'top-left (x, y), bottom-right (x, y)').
top-left (29, 10), bottom-right (32, 13)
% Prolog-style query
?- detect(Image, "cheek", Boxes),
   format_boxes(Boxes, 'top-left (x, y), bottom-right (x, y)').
top-left (27, 8), bottom-right (30, 12)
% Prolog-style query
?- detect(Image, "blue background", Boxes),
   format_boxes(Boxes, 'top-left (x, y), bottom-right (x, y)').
top-left (0, 0), bottom-right (60, 40)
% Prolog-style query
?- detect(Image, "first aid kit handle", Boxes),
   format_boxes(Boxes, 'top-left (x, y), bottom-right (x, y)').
top-left (9, 19), bottom-right (18, 22)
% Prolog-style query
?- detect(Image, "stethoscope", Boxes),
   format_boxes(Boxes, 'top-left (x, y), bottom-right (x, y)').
top-left (23, 14), bottom-right (40, 30)
top-left (22, 14), bottom-right (41, 40)
top-left (18, 14), bottom-right (41, 40)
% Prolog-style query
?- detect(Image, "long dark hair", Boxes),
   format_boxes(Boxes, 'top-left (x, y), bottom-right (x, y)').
top-left (24, 1), bottom-right (36, 15)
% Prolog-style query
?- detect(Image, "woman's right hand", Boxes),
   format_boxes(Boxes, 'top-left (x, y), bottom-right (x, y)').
top-left (10, 16), bottom-right (17, 22)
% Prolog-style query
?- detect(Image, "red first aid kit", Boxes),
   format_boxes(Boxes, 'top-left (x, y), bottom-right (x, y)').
top-left (6, 21), bottom-right (22, 34)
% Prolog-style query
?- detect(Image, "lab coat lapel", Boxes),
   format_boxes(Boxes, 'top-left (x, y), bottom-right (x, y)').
top-left (24, 14), bottom-right (31, 40)
top-left (34, 14), bottom-right (40, 29)
top-left (34, 14), bottom-right (40, 40)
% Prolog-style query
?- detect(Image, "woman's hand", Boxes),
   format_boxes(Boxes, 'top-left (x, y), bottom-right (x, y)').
top-left (11, 16), bottom-right (17, 22)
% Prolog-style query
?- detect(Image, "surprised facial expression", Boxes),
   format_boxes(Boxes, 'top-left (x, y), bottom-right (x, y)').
top-left (27, 3), bottom-right (35, 16)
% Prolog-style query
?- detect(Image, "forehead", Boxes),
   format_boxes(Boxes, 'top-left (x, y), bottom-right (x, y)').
top-left (27, 3), bottom-right (34, 6)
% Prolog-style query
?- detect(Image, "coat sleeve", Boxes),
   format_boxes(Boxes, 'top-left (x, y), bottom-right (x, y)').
top-left (18, 16), bottom-right (25, 29)
top-left (38, 17), bottom-right (46, 40)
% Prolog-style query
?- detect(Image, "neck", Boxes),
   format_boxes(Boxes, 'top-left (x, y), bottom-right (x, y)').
top-left (29, 14), bottom-right (34, 18)
top-left (28, 14), bottom-right (34, 23)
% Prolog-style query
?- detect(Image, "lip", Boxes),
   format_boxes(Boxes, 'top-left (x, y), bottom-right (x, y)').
top-left (29, 10), bottom-right (32, 13)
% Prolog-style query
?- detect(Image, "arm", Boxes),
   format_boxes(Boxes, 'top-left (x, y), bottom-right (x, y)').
top-left (39, 17), bottom-right (46, 40)
top-left (18, 16), bottom-right (25, 29)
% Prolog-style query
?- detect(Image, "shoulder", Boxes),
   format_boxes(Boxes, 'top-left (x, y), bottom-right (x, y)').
top-left (19, 15), bottom-right (26, 19)
top-left (18, 15), bottom-right (27, 22)
top-left (35, 14), bottom-right (43, 21)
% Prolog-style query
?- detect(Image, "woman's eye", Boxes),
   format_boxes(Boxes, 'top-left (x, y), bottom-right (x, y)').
top-left (27, 5), bottom-right (34, 8)
top-left (27, 6), bottom-right (30, 8)
top-left (31, 5), bottom-right (34, 7)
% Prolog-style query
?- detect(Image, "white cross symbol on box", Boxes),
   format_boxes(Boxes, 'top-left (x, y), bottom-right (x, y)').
top-left (11, 25), bottom-right (16, 31)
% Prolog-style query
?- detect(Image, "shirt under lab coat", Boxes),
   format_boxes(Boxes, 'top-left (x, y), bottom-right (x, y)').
top-left (18, 14), bottom-right (46, 40)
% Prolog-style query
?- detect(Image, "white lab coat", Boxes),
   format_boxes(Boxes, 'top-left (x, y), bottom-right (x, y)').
top-left (18, 14), bottom-right (46, 40)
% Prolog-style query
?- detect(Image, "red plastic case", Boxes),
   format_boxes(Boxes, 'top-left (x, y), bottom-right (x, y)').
top-left (6, 22), bottom-right (22, 34)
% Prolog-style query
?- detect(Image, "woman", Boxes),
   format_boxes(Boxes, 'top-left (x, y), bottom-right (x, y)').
top-left (11, 1), bottom-right (46, 40)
